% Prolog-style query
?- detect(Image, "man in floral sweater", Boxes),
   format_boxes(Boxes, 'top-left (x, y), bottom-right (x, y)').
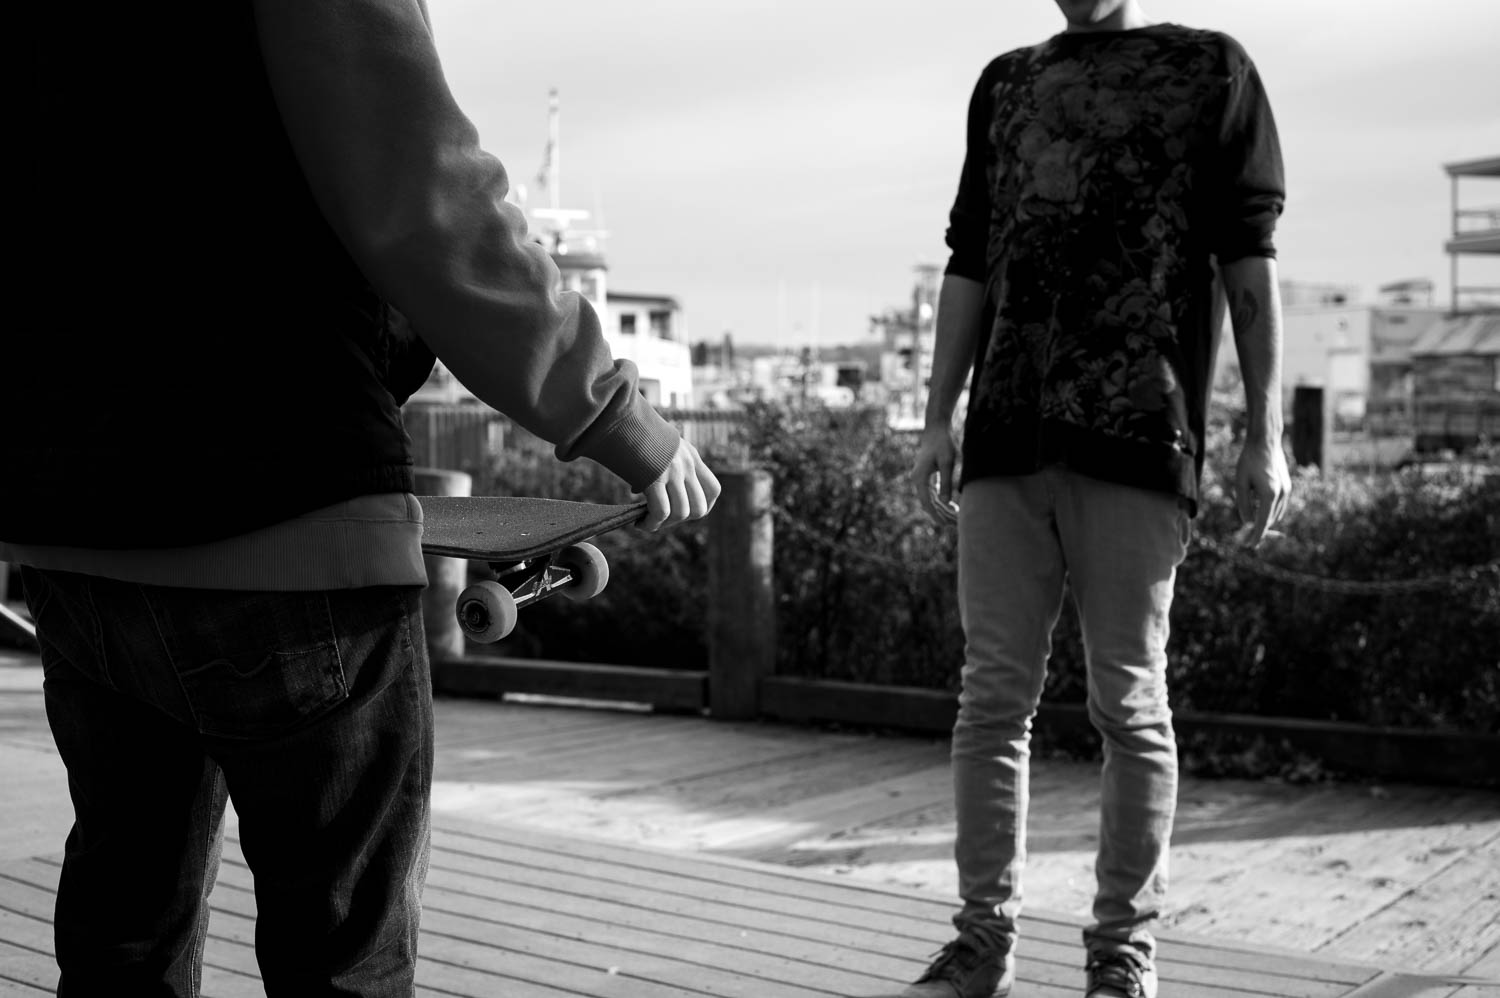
top-left (906, 1), bottom-right (1290, 996)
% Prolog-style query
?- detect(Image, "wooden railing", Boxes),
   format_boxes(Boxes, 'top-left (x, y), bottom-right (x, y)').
top-left (422, 468), bottom-right (1499, 788)
top-left (402, 403), bottom-right (756, 478)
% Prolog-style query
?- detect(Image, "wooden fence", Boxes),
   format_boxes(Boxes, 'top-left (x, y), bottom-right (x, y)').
top-left (402, 403), bottom-right (505, 478)
top-left (402, 403), bottom-right (755, 484)
top-left (423, 468), bottom-right (1499, 789)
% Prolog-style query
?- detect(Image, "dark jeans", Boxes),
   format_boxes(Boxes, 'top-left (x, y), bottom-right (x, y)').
top-left (21, 568), bottom-right (434, 998)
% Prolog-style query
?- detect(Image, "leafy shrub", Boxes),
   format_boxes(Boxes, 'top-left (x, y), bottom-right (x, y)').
top-left (1170, 426), bottom-right (1499, 733)
top-left (469, 402), bottom-right (1499, 736)
top-left (734, 403), bottom-right (966, 686)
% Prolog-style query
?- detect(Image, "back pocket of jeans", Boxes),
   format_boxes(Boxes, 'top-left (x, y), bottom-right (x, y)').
top-left (163, 593), bottom-right (349, 740)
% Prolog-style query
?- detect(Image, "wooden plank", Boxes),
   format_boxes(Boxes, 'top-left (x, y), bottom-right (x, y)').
top-left (1315, 829), bottom-right (1500, 973)
top-left (0, 936), bottom-right (56, 993)
top-left (432, 696), bottom-right (647, 749)
top-left (210, 849), bottom-right (844, 997)
top-left (720, 763), bottom-right (957, 857)
top-left (424, 819), bottom-right (1374, 997)
top-left (1162, 788), bottom-right (1500, 959)
top-left (1342, 974), bottom-right (1468, 997)
top-left (1465, 940), bottom-right (1500, 977)
top-left (414, 834), bottom-right (1134, 990)
top-left (2, 685), bottom-right (1492, 994)
top-left (0, 866), bottom-right (266, 998)
top-left (0, 907), bottom-right (53, 973)
top-left (0, 824), bottom-right (1432, 998)
top-left (201, 965), bottom-right (278, 998)
top-left (758, 677), bottom-right (1500, 787)
top-left (433, 657), bottom-right (707, 712)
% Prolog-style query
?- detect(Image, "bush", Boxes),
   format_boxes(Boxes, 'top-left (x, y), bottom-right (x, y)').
top-left (470, 402), bottom-right (1500, 736)
top-left (1170, 454), bottom-right (1499, 733)
top-left (734, 403), bottom-right (966, 686)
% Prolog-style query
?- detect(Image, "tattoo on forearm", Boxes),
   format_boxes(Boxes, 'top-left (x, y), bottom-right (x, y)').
top-left (1234, 288), bottom-right (1261, 331)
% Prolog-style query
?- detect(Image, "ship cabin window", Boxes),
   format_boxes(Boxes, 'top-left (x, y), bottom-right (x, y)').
top-left (649, 310), bottom-right (672, 340)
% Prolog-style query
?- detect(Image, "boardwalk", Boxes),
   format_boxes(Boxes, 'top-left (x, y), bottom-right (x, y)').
top-left (2, 650), bottom-right (1499, 995)
top-left (2, 816), bottom-right (1496, 997)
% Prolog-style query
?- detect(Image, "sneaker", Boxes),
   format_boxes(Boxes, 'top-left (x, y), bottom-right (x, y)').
top-left (1084, 948), bottom-right (1157, 998)
top-left (896, 933), bottom-right (1014, 997)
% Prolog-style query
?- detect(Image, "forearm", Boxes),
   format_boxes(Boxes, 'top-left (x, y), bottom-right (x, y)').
top-left (923, 275), bottom-right (985, 428)
top-left (1221, 255), bottom-right (1285, 442)
top-left (251, 0), bottom-right (677, 488)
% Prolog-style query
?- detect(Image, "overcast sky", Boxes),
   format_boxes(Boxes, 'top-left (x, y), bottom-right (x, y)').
top-left (426, 0), bottom-right (1500, 348)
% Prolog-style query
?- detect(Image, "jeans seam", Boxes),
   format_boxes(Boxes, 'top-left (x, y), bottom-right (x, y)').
top-left (82, 579), bottom-right (115, 691)
top-left (322, 593), bottom-right (350, 697)
top-left (189, 797), bottom-right (213, 998)
top-left (140, 587), bottom-right (204, 732)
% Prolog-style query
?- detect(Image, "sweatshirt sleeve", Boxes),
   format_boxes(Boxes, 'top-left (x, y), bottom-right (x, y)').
top-left (250, 0), bottom-right (679, 491)
top-left (1209, 36), bottom-right (1286, 264)
top-left (944, 64), bottom-right (996, 282)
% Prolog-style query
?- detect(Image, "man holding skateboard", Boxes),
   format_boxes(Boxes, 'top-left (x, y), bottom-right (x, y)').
top-left (907, 0), bottom-right (1289, 995)
top-left (3, 1), bottom-right (716, 994)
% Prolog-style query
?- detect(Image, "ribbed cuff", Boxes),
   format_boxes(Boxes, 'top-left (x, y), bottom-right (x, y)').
top-left (575, 391), bottom-right (682, 492)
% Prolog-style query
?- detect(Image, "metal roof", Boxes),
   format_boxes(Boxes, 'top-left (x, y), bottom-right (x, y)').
top-left (1444, 156), bottom-right (1500, 178)
top-left (607, 291), bottom-right (681, 308)
top-left (1409, 313), bottom-right (1500, 356)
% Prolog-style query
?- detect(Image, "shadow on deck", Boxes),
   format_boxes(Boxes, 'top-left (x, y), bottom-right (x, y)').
top-left (1, 654), bottom-right (1498, 994)
top-left (2, 816), bottom-right (1494, 997)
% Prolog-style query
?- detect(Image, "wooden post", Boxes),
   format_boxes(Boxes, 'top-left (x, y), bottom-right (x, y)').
top-left (709, 468), bottom-right (776, 720)
top-left (414, 467), bottom-right (472, 664)
top-left (1291, 385), bottom-right (1323, 468)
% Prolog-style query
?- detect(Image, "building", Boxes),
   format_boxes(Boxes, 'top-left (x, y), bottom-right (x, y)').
top-left (1444, 156), bottom-right (1500, 314)
top-left (1391, 156), bottom-right (1500, 454)
top-left (871, 264), bottom-right (940, 430)
top-left (1215, 280), bottom-right (1445, 447)
top-left (603, 292), bottom-right (693, 408)
top-left (404, 90), bottom-right (694, 467)
top-left (542, 237), bottom-right (694, 408)
top-left (1277, 298), bottom-right (1448, 433)
top-left (1407, 313), bottom-right (1500, 452)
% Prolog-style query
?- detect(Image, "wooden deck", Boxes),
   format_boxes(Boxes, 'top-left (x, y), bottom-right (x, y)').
top-left (1, 815), bottom-right (1494, 998)
top-left (3, 649), bottom-right (1499, 996)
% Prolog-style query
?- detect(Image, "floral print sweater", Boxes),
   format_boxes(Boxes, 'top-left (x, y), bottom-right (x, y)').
top-left (945, 24), bottom-right (1284, 513)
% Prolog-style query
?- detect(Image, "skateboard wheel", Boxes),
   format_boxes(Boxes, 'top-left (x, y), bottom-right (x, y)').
top-left (456, 581), bottom-right (518, 643)
top-left (556, 542), bottom-right (609, 601)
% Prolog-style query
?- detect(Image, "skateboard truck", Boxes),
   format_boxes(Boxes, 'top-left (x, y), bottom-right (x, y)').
top-left (455, 542), bottom-right (609, 643)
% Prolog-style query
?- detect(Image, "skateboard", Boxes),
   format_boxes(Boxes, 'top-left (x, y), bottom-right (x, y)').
top-left (419, 495), bottom-right (646, 644)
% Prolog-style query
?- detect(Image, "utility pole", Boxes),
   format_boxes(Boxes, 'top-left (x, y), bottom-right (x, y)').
top-left (548, 88), bottom-right (561, 213)
top-left (911, 263), bottom-right (940, 422)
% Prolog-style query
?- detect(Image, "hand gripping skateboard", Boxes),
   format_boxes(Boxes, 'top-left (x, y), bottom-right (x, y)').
top-left (419, 496), bottom-right (646, 644)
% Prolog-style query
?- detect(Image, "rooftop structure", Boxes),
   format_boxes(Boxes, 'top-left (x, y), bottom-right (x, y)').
top-left (1444, 155), bottom-right (1500, 314)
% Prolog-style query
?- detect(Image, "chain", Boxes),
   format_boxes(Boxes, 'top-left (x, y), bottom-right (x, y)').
top-left (1192, 535), bottom-right (1499, 598)
top-left (770, 503), bottom-right (1499, 599)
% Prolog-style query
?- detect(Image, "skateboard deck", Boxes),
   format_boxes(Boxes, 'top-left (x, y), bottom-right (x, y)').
top-left (420, 496), bottom-right (646, 562)
top-left (419, 496), bottom-right (647, 644)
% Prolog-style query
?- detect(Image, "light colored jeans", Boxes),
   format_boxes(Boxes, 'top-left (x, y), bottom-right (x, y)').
top-left (951, 468), bottom-right (1190, 963)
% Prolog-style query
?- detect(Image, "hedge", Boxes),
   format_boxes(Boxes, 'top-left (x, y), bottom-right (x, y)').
top-left (474, 401), bottom-right (1500, 739)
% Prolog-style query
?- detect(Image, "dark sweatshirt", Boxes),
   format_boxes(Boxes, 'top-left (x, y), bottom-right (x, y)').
top-left (945, 23), bottom-right (1285, 513)
top-left (4, 1), bottom-right (680, 559)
